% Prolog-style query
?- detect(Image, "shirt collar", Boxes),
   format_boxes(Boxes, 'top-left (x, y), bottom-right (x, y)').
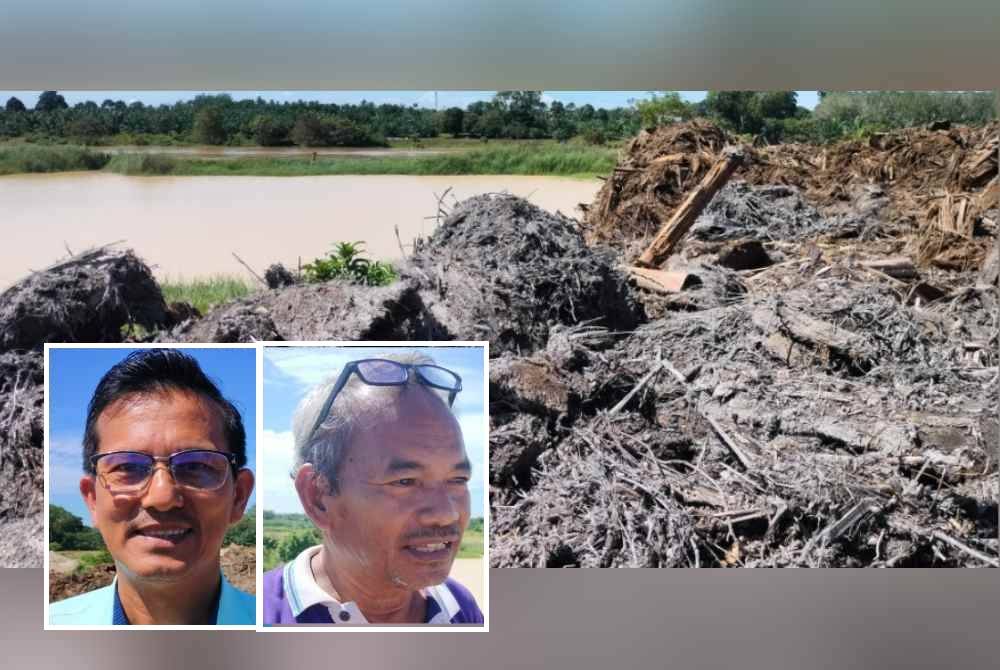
top-left (286, 545), bottom-right (461, 624)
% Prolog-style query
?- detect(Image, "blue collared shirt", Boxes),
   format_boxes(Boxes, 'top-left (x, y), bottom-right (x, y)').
top-left (50, 574), bottom-right (255, 626)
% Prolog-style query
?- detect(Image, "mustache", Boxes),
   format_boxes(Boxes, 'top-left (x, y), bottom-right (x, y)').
top-left (126, 511), bottom-right (196, 531)
top-left (402, 525), bottom-right (462, 541)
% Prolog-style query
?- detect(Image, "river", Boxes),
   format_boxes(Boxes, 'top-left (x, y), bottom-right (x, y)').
top-left (1, 173), bottom-right (600, 288)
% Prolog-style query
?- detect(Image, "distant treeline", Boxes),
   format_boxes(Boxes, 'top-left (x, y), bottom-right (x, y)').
top-left (3, 91), bottom-right (995, 148)
top-left (49, 504), bottom-right (255, 551)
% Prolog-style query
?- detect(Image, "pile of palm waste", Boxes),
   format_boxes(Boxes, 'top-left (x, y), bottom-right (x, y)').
top-left (2, 120), bottom-right (996, 568)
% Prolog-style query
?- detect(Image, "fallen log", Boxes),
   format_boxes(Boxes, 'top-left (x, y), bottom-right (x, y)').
top-left (636, 146), bottom-right (746, 268)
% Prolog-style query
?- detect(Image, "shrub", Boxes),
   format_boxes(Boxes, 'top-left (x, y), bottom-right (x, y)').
top-left (224, 508), bottom-right (256, 546)
top-left (278, 528), bottom-right (323, 563)
top-left (193, 107), bottom-right (227, 145)
top-left (302, 241), bottom-right (398, 286)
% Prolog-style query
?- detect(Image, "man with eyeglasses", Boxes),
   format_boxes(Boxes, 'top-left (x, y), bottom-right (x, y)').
top-left (262, 352), bottom-right (483, 625)
top-left (49, 349), bottom-right (256, 625)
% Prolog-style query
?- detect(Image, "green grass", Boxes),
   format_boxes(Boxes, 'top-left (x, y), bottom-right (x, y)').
top-left (2, 140), bottom-right (617, 177)
top-left (160, 274), bottom-right (255, 314)
top-left (62, 549), bottom-right (114, 573)
top-left (103, 144), bottom-right (616, 178)
top-left (0, 144), bottom-right (111, 175)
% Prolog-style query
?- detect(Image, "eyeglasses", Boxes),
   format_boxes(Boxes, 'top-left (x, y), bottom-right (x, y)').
top-left (89, 449), bottom-right (238, 495)
top-left (306, 358), bottom-right (463, 446)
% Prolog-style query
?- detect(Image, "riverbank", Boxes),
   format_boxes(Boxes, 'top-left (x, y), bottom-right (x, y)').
top-left (0, 173), bottom-right (601, 287)
top-left (0, 142), bottom-right (617, 177)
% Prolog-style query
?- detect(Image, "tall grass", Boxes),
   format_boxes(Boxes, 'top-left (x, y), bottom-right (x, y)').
top-left (0, 144), bottom-right (110, 175)
top-left (160, 275), bottom-right (254, 314)
top-left (3, 142), bottom-right (617, 177)
top-left (102, 144), bottom-right (617, 177)
top-left (104, 153), bottom-right (180, 175)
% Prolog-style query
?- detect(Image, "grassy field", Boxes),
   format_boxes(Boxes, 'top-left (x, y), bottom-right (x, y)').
top-left (160, 274), bottom-right (255, 314)
top-left (57, 549), bottom-right (113, 573)
top-left (263, 512), bottom-right (485, 571)
top-left (1, 142), bottom-right (616, 178)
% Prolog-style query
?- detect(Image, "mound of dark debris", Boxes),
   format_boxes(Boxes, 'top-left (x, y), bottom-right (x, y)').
top-left (491, 121), bottom-right (998, 566)
top-left (163, 193), bottom-right (641, 354)
top-left (0, 246), bottom-right (172, 566)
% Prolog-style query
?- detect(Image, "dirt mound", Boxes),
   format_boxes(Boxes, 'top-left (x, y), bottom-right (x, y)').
top-left (48, 544), bottom-right (256, 603)
top-left (0, 245), bottom-right (168, 554)
top-left (49, 564), bottom-right (116, 603)
top-left (164, 277), bottom-right (443, 343)
top-left (0, 246), bottom-right (168, 351)
top-left (409, 194), bottom-right (640, 356)
top-left (221, 544), bottom-right (256, 594)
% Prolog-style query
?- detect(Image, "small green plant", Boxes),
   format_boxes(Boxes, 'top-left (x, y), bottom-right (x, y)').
top-left (302, 241), bottom-right (398, 286)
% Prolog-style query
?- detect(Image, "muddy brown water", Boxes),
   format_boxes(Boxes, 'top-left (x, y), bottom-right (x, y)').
top-left (1, 173), bottom-right (600, 288)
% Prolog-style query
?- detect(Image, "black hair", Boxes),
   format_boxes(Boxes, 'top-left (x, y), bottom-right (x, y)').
top-left (82, 348), bottom-right (246, 473)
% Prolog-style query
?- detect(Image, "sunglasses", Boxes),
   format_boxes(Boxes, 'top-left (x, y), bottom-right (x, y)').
top-left (306, 358), bottom-right (463, 446)
top-left (89, 449), bottom-right (239, 495)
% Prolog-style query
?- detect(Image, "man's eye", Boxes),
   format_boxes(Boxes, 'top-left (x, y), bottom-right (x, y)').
top-left (450, 476), bottom-right (470, 485)
top-left (391, 478), bottom-right (417, 487)
top-left (112, 463), bottom-right (146, 474)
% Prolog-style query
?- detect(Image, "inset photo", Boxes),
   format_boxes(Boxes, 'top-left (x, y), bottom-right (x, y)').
top-left (260, 343), bottom-right (487, 628)
top-left (44, 345), bottom-right (258, 628)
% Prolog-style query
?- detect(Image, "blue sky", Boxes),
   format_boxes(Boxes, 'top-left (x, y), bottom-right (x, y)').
top-left (261, 345), bottom-right (486, 518)
top-left (0, 90), bottom-right (821, 110)
top-left (48, 347), bottom-right (258, 525)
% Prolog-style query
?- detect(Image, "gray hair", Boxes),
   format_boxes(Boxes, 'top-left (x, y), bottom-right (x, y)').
top-left (291, 350), bottom-right (453, 494)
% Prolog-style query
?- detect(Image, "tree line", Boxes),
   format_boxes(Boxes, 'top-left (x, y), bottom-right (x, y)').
top-left (3, 90), bottom-right (995, 148)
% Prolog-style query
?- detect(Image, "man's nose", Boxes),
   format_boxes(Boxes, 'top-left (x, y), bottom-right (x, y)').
top-left (417, 484), bottom-right (461, 527)
top-left (141, 464), bottom-right (184, 510)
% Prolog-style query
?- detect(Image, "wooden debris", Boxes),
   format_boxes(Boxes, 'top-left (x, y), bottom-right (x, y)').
top-left (625, 266), bottom-right (703, 294)
top-left (859, 256), bottom-right (918, 280)
top-left (752, 304), bottom-right (873, 362)
top-left (636, 146), bottom-right (746, 268)
top-left (978, 236), bottom-right (999, 286)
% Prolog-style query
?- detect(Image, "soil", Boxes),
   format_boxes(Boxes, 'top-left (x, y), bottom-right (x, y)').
top-left (48, 544), bottom-right (256, 602)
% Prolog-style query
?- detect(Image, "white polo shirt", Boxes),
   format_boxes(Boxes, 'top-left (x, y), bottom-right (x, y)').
top-left (283, 545), bottom-right (466, 624)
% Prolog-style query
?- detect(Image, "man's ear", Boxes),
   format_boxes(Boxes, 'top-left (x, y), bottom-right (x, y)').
top-left (80, 475), bottom-right (99, 526)
top-left (228, 468), bottom-right (255, 524)
top-left (294, 464), bottom-right (333, 531)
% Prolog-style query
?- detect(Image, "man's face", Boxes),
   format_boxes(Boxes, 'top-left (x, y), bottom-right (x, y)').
top-left (80, 390), bottom-right (253, 583)
top-left (321, 388), bottom-right (472, 592)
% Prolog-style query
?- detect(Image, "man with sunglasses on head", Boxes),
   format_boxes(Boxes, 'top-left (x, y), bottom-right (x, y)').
top-left (263, 352), bottom-right (483, 625)
top-left (49, 349), bottom-right (256, 626)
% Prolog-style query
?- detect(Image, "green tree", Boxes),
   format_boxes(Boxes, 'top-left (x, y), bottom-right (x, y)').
top-left (192, 106), bottom-right (227, 145)
top-left (278, 528), bottom-right (322, 563)
top-left (36, 90), bottom-right (68, 112)
top-left (439, 107), bottom-right (464, 135)
top-left (5, 96), bottom-right (26, 112)
top-left (634, 91), bottom-right (692, 127)
top-left (223, 507), bottom-right (256, 546)
top-left (248, 114), bottom-right (289, 146)
top-left (49, 505), bottom-right (104, 551)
